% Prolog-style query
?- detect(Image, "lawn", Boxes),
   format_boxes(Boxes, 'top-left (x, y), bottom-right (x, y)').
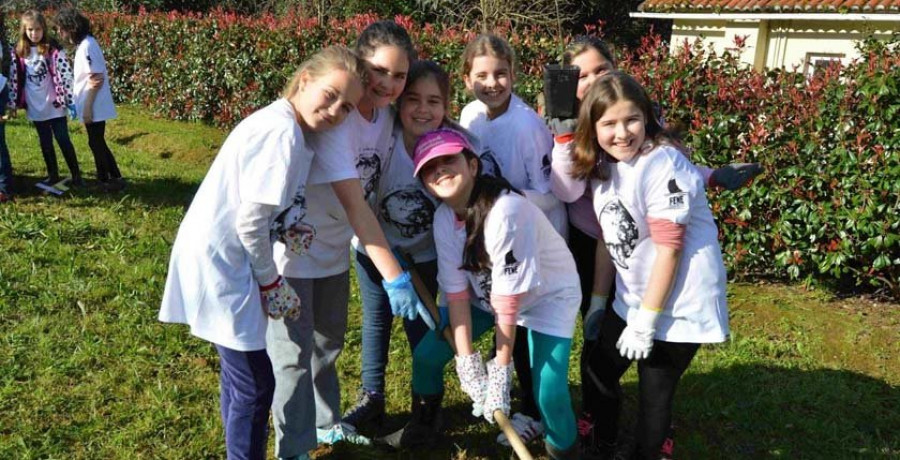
top-left (0, 107), bottom-right (897, 459)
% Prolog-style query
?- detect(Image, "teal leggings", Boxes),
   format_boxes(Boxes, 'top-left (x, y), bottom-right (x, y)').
top-left (411, 307), bottom-right (576, 450)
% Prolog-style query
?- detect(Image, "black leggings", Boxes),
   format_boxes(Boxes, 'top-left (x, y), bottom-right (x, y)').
top-left (586, 310), bottom-right (699, 459)
top-left (85, 121), bottom-right (121, 182)
top-left (34, 116), bottom-right (79, 179)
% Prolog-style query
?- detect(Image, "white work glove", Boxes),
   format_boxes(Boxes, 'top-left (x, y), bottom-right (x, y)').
top-left (259, 276), bottom-right (301, 320)
top-left (616, 306), bottom-right (661, 361)
top-left (583, 294), bottom-right (608, 341)
top-left (483, 357), bottom-right (513, 424)
top-left (455, 352), bottom-right (488, 417)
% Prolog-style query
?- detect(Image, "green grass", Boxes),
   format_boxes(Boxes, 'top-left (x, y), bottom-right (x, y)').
top-left (0, 107), bottom-right (897, 459)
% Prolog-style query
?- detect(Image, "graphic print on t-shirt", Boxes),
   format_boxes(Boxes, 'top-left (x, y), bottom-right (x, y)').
top-left (475, 270), bottom-right (493, 309)
top-left (480, 149), bottom-right (503, 179)
top-left (271, 185), bottom-right (316, 255)
top-left (357, 149), bottom-right (382, 202)
top-left (599, 199), bottom-right (638, 270)
top-left (26, 57), bottom-right (49, 85)
top-left (666, 178), bottom-right (687, 210)
top-left (380, 188), bottom-right (435, 238)
top-left (541, 153), bottom-right (551, 181)
top-left (501, 250), bottom-right (520, 275)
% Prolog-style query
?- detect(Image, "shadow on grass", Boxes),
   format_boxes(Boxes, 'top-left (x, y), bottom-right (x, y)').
top-left (8, 174), bottom-right (200, 210)
top-left (618, 364), bottom-right (899, 458)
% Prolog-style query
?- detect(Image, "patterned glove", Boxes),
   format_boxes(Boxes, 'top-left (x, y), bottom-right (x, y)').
top-left (616, 306), bottom-right (660, 361)
top-left (709, 163), bottom-right (763, 190)
top-left (584, 294), bottom-right (608, 341)
top-left (455, 352), bottom-right (488, 417)
top-left (382, 271), bottom-right (421, 321)
top-left (280, 223), bottom-right (315, 256)
top-left (483, 357), bottom-right (513, 424)
top-left (259, 276), bottom-right (301, 320)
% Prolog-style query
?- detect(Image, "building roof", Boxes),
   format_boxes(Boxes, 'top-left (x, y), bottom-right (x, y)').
top-left (637, 0), bottom-right (900, 13)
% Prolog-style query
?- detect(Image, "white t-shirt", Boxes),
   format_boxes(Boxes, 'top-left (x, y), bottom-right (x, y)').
top-left (72, 35), bottom-right (116, 123)
top-left (24, 47), bottom-right (66, 121)
top-left (591, 144), bottom-right (729, 344)
top-left (159, 99), bottom-right (311, 351)
top-left (459, 95), bottom-right (567, 235)
top-left (434, 192), bottom-right (580, 338)
top-left (275, 108), bottom-right (394, 278)
top-left (364, 125), bottom-right (441, 263)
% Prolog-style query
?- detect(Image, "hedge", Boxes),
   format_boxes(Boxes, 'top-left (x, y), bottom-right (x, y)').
top-left (87, 10), bottom-right (898, 296)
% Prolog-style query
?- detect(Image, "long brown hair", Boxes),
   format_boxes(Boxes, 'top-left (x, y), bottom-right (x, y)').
top-left (457, 149), bottom-right (522, 273)
top-left (571, 71), bottom-right (676, 181)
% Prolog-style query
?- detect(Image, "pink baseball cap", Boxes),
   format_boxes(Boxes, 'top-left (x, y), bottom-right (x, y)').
top-left (413, 128), bottom-right (474, 177)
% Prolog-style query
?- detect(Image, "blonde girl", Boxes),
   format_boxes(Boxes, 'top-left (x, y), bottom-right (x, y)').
top-left (10, 10), bottom-right (81, 187)
top-left (159, 46), bottom-right (366, 460)
top-left (266, 20), bottom-right (434, 459)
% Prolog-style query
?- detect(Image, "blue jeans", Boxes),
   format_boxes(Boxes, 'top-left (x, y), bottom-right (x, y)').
top-left (34, 116), bottom-right (79, 180)
top-left (0, 88), bottom-right (11, 194)
top-left (354, 250), bottom-right (435, 393)
top-left (215, 344), bottom-right (275, 460)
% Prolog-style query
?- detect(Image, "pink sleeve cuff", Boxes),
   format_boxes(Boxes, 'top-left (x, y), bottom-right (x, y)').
top-left (491, 293), bottom-right (523, 325)
top-left (647, 217), bottom-right (686, 250)
top-left (446, 290), bottom-right (470, 302)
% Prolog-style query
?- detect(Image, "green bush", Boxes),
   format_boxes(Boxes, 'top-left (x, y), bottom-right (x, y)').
top-left (89, 11), bottom-right (898, 296)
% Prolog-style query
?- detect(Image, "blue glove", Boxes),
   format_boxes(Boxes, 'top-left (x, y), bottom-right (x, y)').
top-left (382, 271), bottom-right (422, 321)
top-left (417, 302), bottom-right (437, 330)
top-left (67, 104), bottom-right (77, 120)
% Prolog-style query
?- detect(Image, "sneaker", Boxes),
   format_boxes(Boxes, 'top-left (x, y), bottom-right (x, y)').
top-left (577, 412), bottom-right (595, 440)
top-left (497, 413), bottom-right (544, 446)
top-left (342, 388), bottom-right (386, 433)
top-left (659, 426), bottom-right (675, 460)
top-left (70, 175), bottom-right (85, 187)
top-left (316, 422), bottom-right (372, 446)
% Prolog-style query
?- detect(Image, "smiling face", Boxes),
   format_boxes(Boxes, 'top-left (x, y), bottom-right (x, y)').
top-left (572, 48), bottom-right (615, 101)
top-left (291, 69), bottom-right (363, 132)
top-left (594, 99), bottom-right (646, 162)
top-left (399, 75), bottom-right (446, 141)
top-left (362, 45), bottom-right (409, 110)
top-left (420, 153), bottom-right (479, 209)
top-left (464, 55), bottom-right (513, 118)
top-left (24, 20), bottom-right (44, 44)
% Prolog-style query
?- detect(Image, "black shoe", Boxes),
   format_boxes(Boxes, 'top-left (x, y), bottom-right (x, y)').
top-left (40, 175), bottom-right (62, 186)
top-left (547, 439), bottom-right (582, 460)
top-left (102, 177), bottom-right (127, 193)
top-left (379, 392), bottom-right (443, 449)
top-left (70, 175), bottom-right (85, 187)
top-left (342, 388), bottom-right (385, 434)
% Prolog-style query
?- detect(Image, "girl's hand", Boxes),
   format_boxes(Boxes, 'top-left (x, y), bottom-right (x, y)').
top-left (482, 357), bottom-right (513, 424)
top-left (88, 73), bottom-right (104, 89)
top-left (616, 306), bottom-right (661, 360)
top-left (259, 276), bottom-right (302, 320)
top-left (454, 352), bottom-right (488, 416)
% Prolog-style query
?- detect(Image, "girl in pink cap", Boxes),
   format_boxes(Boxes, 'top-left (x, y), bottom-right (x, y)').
top-left (413, 128), bottom-right (581, 459)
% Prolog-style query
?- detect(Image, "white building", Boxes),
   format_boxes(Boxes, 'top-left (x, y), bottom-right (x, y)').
top-left (631, 0), bottom-right (900, 74)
